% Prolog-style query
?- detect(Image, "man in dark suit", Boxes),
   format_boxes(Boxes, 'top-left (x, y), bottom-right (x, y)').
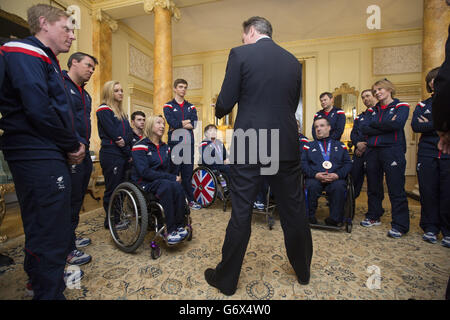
top-left (433, 24), bottom-right (450, 155)
top-left (204, 16), bottom-right (313, 296)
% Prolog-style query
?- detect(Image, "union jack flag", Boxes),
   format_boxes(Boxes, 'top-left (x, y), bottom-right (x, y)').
top-left (192, 169), bottom-right (216, 206)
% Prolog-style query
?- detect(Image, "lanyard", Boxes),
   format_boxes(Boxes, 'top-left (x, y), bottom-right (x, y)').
top-left (318, 140), bottom-right (331, 161)
top-left (213, 141), bottom-right (222, 157)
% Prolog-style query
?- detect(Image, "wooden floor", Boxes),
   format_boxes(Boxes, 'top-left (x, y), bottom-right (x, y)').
top-left (0, 176), bottom-right (420, 242)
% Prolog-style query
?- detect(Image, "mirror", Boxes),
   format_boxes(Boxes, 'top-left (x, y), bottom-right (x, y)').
top-left (332, 83), bottom-right (359, 148)
top-left (333, 83), bottom-right (359, 124)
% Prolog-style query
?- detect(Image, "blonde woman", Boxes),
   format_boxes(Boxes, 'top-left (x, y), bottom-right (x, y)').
top-left (97, 80), bottom-right (133, 229)
top-left (131, 115), bottom-right (189, 244)
top-left (359, 78), bottom-right (410, 238)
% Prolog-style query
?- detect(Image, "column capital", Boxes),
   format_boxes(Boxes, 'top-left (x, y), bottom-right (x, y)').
top-left (93, 9), bottom-right (118, 32)
top-left (143, 0), bottom-right (181, 20)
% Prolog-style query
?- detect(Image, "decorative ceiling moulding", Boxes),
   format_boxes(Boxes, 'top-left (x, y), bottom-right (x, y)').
top-left (372, 44), bottom-right (422, 76)
top-left (143, 0), bottom-right (181, 20)
top-left (94, 9), bottom-right (118, 32)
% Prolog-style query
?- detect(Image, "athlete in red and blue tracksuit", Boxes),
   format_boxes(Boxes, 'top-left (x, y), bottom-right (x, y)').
top-left (298, 133), bottom-right (309, 155)
top-left (412, 97), bottom-right (450, 244)
top-left (0, 37), bottom-right (82, 299)
top-left (360, 99), bottom-right (410, 235)
top-left (163, 99), bottom-right (198, 203)
top-left (312, 107), bottom-right (346, 141)
top-left (63, 70), bottom-right (93, 254)
top-left (301, 137), bottom-right (352, 224)
top-left (350, 107), bottom-right (374, 198)
top-left (131, 138), bottom-right (186, 235)
top-left (199, 139), bottom-right (230, 176)
top-left (97, 105), bottom-right (133, 227)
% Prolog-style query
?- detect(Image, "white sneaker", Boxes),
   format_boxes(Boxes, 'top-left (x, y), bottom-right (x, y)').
top-left (177, 227), bottom-right (188, 239)
top-left (253, 201), bottom-right (265, 211)
top-left (75, 237), bottom-right (91, 248)
top-left (167, 231), bottom-right (182, 244)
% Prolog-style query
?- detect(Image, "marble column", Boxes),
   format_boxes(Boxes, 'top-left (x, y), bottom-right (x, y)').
top-left (422, 0), bottom-right (450, 99)
top-left (91, 10), bottom-right (117, 154)
top-left (144, 0), bottom-right (180, 116)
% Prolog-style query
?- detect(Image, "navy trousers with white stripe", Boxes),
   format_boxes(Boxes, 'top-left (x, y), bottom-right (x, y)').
top-left (417, 156), bottom-right (450, 237)
top-left (365, 147), bottom-right (410, 234)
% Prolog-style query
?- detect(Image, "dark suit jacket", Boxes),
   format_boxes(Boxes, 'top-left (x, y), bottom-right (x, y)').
top-left (432, 24), bottom-right (450, 132)
top-left (215, 37), bottom-right (302, 163)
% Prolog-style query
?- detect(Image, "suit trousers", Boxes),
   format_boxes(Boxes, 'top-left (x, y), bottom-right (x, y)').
top-left (69, 153), bottom-right (93, 251)
top-left (417, 156), bottom-right (450, 237)
top-left (365, 147), bottom-right (410, 233)
top-left (8, 159), bottom-right (72, 300)
top-left (100, 149), bottom-right (129, 226)
top-left (141, 180), bottom-right (186, 233)
top-left (305, 178), bottom-right (347, 222)
top-left (351, 152), bottom-right (367, 199)
top-left (214, 161), bottom-right (313, 292)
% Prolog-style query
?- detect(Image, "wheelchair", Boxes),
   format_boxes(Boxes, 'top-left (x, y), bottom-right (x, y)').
top-left (107, 181), bottom-right (193, 259)
top-left (192, 165), bottom-right (276, 229)
top-left (301, 173), bottom-right (355, 233)
top-left (191, 165), bottom-right (231, 211)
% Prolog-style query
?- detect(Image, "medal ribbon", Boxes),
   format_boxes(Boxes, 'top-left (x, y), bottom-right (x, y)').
top-left (318, 140), bottom-right (331, 162)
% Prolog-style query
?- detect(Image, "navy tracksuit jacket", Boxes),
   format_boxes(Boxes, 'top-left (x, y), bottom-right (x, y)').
top-left (360, 98), bottom-right (410, 233)
top-left (163, 99), bottom-right (198, 202)
top-left (350, 107), bottom-right (374, 198)
top-left (63, 70), bottom-right (93, 252)
top-left (131, 138), bottom-right (186, 233)
top-left (312, 107), bottom-right (346, 141)
top-left (97, 104), bottom-right (133, 220)
top-left (0, 37), bottom-right (81, 299)
top-left (411, 97), bottom-right (450, 237)
top-left (199, 139), bottom-right (230, 175)
top-left (301, 137), bottom-right (352, 222)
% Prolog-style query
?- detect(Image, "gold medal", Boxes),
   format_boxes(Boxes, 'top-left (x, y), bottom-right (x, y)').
top-left (322, 161), bottom-right (332, 169)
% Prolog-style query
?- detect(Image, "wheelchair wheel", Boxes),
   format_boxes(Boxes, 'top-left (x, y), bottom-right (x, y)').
top-left (344, 176), bottom-right (355, 233)
top-left (192, 167), bottom-right (218, 207)
top-left (108, 182), bottom-right (148, 253)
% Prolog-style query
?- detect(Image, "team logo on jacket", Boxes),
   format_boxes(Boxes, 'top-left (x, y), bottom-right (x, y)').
top-left (70, 89), bottom-right (76, 95)
top-left (113, 166), bottom-right (118, 175)
top-left (56, 176), bottom-right (65, 190)
top-left (148, 152), bottom-right (152, 156)
top-left (334, 146), bottom-right (338, 152)
top-left (424, 109), bottom-right (431, 114)
top-left (312, 148), bottom-right (317, 152)
top-left (391, 161), bottom-right (398, 167)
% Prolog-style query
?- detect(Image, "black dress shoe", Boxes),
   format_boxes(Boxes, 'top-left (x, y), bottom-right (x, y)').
top-left (204, 268), bottom-right (236, 296)
top-left (309, 216), bottom-right (318, 224)
top-left (298, 277), bottom-right (310, 285)
top-left (324, 217), bottom-right (341, 227)
top-left (0, 253), bottom-right (14, 267)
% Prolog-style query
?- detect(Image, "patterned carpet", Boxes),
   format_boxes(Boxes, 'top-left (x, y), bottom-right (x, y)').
top-left (0, 200), bottom-right (449, 300)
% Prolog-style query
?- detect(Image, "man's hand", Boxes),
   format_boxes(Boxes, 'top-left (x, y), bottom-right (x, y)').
top-left (437, 131), bottom-right (450, 154)
top-left (115, 136), bottom-right (125, 147)
top-left (176, 176), bottom-right (182, 183)
top-left (315, 172), bottom-right (328, 183)
top-left (356, 141), bottom-right (367, 155)
top-left (224, 159), bottom-right (230, 165)
top-left (322, 173), bottom-right (339, 183)
top-left (67, 143), bottom-right (86, 165)
top-left (418, 115), bottom-right (430, 123)
top-left (182, 120), bottom-right (193, 130)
